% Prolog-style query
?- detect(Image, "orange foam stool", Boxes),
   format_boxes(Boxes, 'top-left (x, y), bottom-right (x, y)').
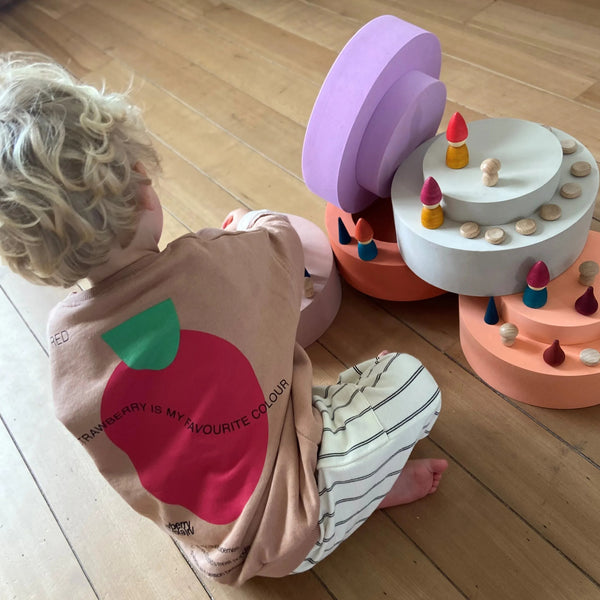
top-left (460, 231), bottom-right (600, 409)
top-left (325, 201), bottom-right (444, 301)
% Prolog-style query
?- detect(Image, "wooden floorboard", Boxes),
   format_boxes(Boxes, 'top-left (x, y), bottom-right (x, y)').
top-left (1, 0), bottom-right (599, 598)
top-left (0, 402), bottom-right (96, 600)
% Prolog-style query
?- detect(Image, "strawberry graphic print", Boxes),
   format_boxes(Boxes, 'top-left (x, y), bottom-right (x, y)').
top-left (100, 299), bottom-right (269, 525)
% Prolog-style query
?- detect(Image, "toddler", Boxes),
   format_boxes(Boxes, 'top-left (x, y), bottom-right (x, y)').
top-left (0, 53), bottom-right (447, 585)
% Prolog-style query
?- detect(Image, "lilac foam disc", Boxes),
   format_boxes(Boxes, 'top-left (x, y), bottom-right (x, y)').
top-left (302, 15), bottom-right (446, 214)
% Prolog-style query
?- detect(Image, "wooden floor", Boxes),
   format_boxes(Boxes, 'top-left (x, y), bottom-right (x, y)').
top-left (1, 1), bottom-right (600, 598)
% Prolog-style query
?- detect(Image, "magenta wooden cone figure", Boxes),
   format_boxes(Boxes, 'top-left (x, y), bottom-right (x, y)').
top-left (543, 339), bottom-right (565, 367)
top-left (523, 261), bottom-right (550, 309)
top-left (575, 286), bottom-right (598, 316)
top-left (420, 176), bottom-right (444, 229)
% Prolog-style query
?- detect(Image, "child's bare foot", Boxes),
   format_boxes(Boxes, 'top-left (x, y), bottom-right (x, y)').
top-left (378, 458), bottom-right (448, 508)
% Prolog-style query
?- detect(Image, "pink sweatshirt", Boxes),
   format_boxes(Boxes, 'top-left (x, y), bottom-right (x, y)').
top-left (48, 213), bottom-right (323, 585)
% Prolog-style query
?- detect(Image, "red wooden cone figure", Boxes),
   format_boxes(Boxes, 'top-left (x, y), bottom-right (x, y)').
top-left (543, 339), bottom-right (565, 367)
top-left (355, 218), bottom-right (377, 261)
top-left (420, 176), bottom-right (442, 206)
top-left (446, 112), bottom-right (469, 168)
top-left (446, 112), bottom-right (468, 143)
top-left (355, 218), bottom-right (374, 243)
top-left (575, 286), bottom-right (598, 316)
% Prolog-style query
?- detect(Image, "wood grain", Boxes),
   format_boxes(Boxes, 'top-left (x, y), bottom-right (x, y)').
top-left (1, 1), bottom-right (599, 598)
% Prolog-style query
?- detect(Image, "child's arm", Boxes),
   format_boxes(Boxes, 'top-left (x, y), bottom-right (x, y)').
top-left (221, 208), bottom-right (249, 230)
top-left (228, 209), bottom-right (305, 298)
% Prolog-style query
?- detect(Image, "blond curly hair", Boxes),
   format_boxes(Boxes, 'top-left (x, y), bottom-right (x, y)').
top-left (0, 53), bottom-right (160, 287)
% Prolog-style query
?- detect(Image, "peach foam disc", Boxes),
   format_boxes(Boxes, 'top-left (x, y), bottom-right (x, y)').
top-left (288, 214), bottom-right (342, 347)
top-left (459, 230), bottom-right (600, 409)
top-left (325, 202), bottom-right (444, 301)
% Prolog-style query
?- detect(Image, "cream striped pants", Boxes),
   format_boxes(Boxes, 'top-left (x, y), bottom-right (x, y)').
top-left (293, 352), bottom-right (441, 572)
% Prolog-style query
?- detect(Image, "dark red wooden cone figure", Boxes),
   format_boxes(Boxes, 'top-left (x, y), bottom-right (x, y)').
top-left (575, 286), bottom-right (598, 316)
top-left (543, 339), bottom-right (565, 367)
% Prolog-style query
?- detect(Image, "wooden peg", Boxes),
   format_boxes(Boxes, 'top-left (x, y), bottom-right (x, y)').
top-left (482, 172), bottom-right (498, 186)
top-left (578, 260), bottom-right (599, 286)
top-left (480, 158), bottom-right (501, 187)
top-left (560, 183), bottom-right (582, 199)
top-left (561, 138), bottom-right (577, 154)
top-left (515, 218), bottom-right (536, 236)
top-left (499, 323), bottom-right (518, 346)
top-left (580, 348), bottom-right (600, 367)
top-left (570, 161), bottom-right (591, 177)
top-left (460, 221), bottom-right (480, 239)
top-left (484, 227), bottom-right (506, 245)
top-left (539, 204), bottom-right (561, 221)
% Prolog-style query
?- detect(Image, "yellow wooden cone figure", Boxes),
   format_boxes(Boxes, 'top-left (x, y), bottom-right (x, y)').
top-left (420, 176), bottom-right (444, 229)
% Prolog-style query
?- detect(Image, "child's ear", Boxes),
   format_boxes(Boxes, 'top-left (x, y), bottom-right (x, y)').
top-left (133, 161), bottom-right (152, 184)
top-left (133, 162), bottom-right (156, 210)
top-left (133, 161), bottom-right (147, 176)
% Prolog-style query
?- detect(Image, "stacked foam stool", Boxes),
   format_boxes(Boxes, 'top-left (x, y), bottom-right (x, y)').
top-left (302, 15), bottom-right (600, 408)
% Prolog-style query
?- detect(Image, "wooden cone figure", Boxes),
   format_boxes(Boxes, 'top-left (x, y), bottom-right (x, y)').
top-left (575, 286), bottom-right (598, 316)
top-left (484, 296), bottom-right (499, 324)
top-left (446, 112), bottom-right (469, 169)
top-left (355, 218), bottom-right (378, 261)
top-left (338, 217), bottom-right (352, 245)
top-left (543, 339), bottom-right (565, 367)
top-left (523, 261), bottom-right (550, 309)
top-left (420, 176), bottom-right (444, 229)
